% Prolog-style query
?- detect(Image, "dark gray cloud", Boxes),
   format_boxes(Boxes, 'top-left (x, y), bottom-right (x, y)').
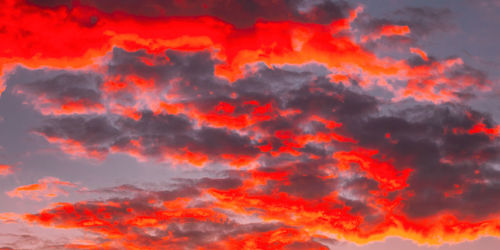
top-left (28, 0), bottom-right (353, 27)
top-left (34, 111), bottom-right (260, 162)
top-left (344, 103), bottom-right (500, 219)
top-left (13, 70), bottom-right (103, 114)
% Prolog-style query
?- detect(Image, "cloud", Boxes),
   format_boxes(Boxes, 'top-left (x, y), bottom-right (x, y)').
top-left (343, 102), bottom-right (500, 220)
top-left (0, 213), bottom-right (22, 224)
top-left (361, 24), bottom-right (410, 42)
top-left (27, 0), bottom-right (353, 27)
top-left (0, 232), bottom-right (77, 250)
top-left (6, 177), bottom-right (79, 201)
top-left (1, 0), bottom-right (500, 248)
top-left (34, 111), bottom-right (261, 165)
top-left (0, 165), bottom-right (13, 176)
top-left (11, 46), bottom-right (500, 243)
top-left (2, 0), bottom-right (486, 103)
top-left (23, 141), bottom-right (500, 246)
top-left (355, 6), bottom-right (454, 45)
top-left (25, 179), bottom-right (333, 249)
top-left (9, 49), bottom-right (500, 246)
top-left (13, 70), bottom-right (104, 115)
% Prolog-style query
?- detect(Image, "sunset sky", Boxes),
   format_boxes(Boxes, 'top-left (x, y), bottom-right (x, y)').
top-left (1, 0), bottom-right (500, 249)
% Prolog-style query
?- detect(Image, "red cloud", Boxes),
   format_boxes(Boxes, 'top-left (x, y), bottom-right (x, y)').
top-left (0, 164), bottom-right (13, 176)
top-left (361, 24), bottom-right (411, 42)
top-left (23, 166), bottom-right (500, 247)
top-left (410, 47), bottom-right (428, 61)
top-left (333, 148), bottom-right (412, 192)
top-left (1, 0), bottom-right (475, 102)
top-left (218, 228), bottom-right (329, 250)
top-left (24, 191), bottom-right (332, 249)
top-left (1, 0), bottom-right (486, 105)
top-left (6, 177), bottom-right (79, 201)
top-left (1, 0), bottom-right (499, 248)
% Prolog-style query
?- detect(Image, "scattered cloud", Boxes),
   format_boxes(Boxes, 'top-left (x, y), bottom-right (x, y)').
top-left (0, 165), bottom-right (13, 176)
top-left (6, 177), bottom-right (79, 201)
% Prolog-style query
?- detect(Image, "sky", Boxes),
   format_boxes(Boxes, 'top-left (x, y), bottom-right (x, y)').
top-left (1, 0), bottom-right (500, 249)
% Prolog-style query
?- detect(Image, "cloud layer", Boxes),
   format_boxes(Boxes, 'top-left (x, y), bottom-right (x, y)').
top-left (0, 0), bottom-right (499, 249)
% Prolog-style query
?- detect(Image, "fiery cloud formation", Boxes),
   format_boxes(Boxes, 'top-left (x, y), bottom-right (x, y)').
top-left (0, 0), bottom-right (499, 249)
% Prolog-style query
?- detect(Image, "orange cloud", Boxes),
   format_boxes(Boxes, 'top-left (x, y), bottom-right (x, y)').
top-left (362, 25), bottom-right (411, 42)
top-left (0, 164), bottom-right (13, 176)
top-left (410, 47), bottom-right (429, 61)
top-left (333, 148), bottom-right (412, 192)
top-left (0, 212), bottom-right (22, 223)
top-left (6, 177), bottom-right (78, 201)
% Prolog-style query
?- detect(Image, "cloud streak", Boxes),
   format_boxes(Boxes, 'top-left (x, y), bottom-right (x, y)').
top-left (6, 177), bottom-right (79, 201)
